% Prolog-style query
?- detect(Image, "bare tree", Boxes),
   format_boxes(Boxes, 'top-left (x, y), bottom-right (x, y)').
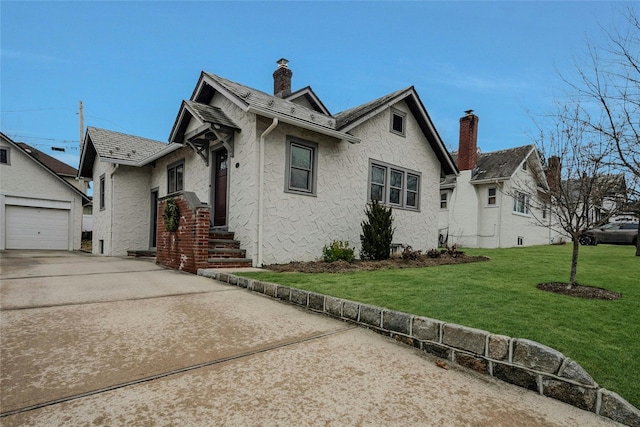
top-left (530, 102), bottom-right (618, 288)
top-left (568, 5), bottom-right (640, 255)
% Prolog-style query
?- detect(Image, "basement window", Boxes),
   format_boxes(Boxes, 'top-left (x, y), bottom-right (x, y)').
top-left (390, 108), bottom-right (406, 137)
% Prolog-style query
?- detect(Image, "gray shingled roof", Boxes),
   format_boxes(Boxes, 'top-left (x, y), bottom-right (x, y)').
top-left (451, 145), bottom-right (535, 182)
top-left (204, 72), bottom-right (337, 130)
top-left (185, 100), bottom-right (240, 130)
top-left (86, 127), bottom-right (168, 163)
top-left (334, 87), bottom-right (411, 130)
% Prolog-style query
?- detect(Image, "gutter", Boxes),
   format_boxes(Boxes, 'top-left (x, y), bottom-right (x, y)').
top-left (247, 106), bottom-right (360, 144)
top-left (257, 118), bottom-right (279, 266)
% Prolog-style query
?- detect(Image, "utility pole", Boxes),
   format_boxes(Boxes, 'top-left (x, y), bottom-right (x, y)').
top-left (79, 100), bottom-right (84, 151)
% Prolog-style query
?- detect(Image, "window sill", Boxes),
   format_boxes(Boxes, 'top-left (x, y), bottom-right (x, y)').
top-left (512, 211), bottom-right (531, 218)
top-left (371, 201), bottom-right (420, 212)
top-left (284, 188), bottom-right (317, 197)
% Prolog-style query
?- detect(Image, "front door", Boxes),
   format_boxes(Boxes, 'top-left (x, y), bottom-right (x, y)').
top-left (212, 149), bottom-right (228, 227)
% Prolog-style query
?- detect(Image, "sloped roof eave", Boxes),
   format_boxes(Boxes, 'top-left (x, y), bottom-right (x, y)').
top-left (247, 106), bottom-right (360, 144)
top-left (1, 134), bottom-right (90, 203)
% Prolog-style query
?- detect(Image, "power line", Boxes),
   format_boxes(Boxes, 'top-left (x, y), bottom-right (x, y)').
top-left (6, 133), bottom-right (79, 144)
top-left (1, 107), bottom-right (74, 113)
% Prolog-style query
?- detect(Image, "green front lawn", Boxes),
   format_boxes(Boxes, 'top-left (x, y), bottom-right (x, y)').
top-left (240, 244), bottom-right (640, 408)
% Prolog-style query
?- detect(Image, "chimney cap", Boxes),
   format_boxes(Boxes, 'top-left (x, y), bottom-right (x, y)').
top-left (276, 58), bottom-right (289, 69)
top-left (464, 109), bottom-right (474, 116)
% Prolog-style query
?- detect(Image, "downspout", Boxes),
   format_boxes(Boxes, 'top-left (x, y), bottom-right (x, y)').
top-left (110, 164), bottom-right (119, 256)
top-left (257, 118), bottom-right (279, 266)
top-left (495, 180), bottom-right (502, 248)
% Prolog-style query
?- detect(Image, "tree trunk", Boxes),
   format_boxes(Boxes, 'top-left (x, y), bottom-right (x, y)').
top-left (569, 238), bottom-right (580, 289)
top-left (636, 222), bottom-right (640, 257)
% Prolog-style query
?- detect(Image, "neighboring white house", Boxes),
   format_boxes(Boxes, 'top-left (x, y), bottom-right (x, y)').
top-left (0, 133), bottom-right (90, 250)
top-left (78, 59), bottom-right (459, 265)
top-left (14, 141), bottom-right (93, 233)
top-left (438, 112), bottom-right (562, 248)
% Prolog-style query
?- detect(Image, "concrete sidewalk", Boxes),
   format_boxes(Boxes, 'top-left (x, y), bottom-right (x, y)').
top-left (0, 250), bottom-right (619, 426)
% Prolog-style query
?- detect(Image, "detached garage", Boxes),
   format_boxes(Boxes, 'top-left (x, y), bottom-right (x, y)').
top-left (1, 133), bottom-right (89, 251)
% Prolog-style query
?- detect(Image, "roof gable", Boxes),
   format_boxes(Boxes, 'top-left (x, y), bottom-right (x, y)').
top-left (334, 87), bottom-right (458, 175)
top-left (470, 145), bottom-right (536, 181)
top-left (284, 86), bottom-right (331, 115)
top-left (1, 132), bottom-right (89, 203)
top-left (187, 72), bottom-right (359, 143)
top-left (79, 127), bottom-right (168, 177)
top-left (169, 100), bottom-right (240, 144)
top-left (452, 144), bottom-right (547, 189)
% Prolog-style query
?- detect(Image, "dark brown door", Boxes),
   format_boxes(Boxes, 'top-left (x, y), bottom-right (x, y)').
top-left (213, 149), bottom-right (228, 227)
top-left (150, 189), bottom-right (158, 247)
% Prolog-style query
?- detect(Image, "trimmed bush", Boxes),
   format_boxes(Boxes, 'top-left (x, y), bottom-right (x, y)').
top-left (360, 200), bottom-right (394, 260)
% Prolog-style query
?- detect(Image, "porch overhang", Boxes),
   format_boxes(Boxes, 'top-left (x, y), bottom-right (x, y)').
top-left (169, 100), bottom-right (241, 165)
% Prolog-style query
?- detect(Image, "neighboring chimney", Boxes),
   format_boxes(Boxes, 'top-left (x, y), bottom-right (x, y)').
top-left (273, 58), bottom-right (292, 98)
top-left (457, 110), bottom-right (479, 171)
top-left (545, 156), bottom-right (561, 193)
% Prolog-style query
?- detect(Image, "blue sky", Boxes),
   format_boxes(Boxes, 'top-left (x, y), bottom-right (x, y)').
top-left (1, 1), bottom-right (634, 170)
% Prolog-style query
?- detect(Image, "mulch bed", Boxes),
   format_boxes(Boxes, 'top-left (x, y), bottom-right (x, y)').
top-left (537, 282), bottom-right (621, 300)
top-left (264, 254), bottom-right (490, 273)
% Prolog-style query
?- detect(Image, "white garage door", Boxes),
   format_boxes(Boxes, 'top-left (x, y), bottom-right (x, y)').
top-left (5, 206), bottom-right (70, 250)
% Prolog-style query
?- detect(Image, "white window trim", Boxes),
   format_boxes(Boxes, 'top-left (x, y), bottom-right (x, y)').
top-left (0, 146), bottom-right (10, 165)
top-left (513, 191), bottom-right (531, 216)
top-left (440, 191), bottom-right (448, 210)
top-left (368, 159), bottom-right (420, 211)
top-left (486, 186), bottom-right (498, 207)
top-left (390, 108), bottom-right (407, 137)
top-left (285, 137), bottom-right (318, 197)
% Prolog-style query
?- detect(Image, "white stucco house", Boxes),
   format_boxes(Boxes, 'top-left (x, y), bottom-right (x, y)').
top-left (0, 133), bottom-right (90, 250)
top-left (438, 112), bottom-right (562, 248)
top-left (78, 59), bottom-right (459, 266)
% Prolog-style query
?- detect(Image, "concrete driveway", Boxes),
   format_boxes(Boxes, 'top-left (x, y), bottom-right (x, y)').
top-left (0, 250), bottom-right (619, 426)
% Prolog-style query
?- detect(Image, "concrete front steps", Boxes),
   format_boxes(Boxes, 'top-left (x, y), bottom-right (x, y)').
top-left (207, 229), bottom-right (253, 268)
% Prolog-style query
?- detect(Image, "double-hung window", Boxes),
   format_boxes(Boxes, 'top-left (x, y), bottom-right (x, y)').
top-left (368, 160), bottom-right (420, 210)
top-left (440, 192), bottom-right (448, 209)
top-left (487, 187), bottom-right (497, 205)
top-left (513, 191), bottom-right (530, 215)
top-left (285, 138), bottom-right (318, 196)
top-left (167, 160), bottom-right (184, 194)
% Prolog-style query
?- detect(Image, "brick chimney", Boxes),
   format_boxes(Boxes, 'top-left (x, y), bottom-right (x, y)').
top-left (545, 156), bottom-right (561, 193)
top-left (457, 110), bottom-right (479, 171)
top-left (273, 58), bottom-right (292, 98)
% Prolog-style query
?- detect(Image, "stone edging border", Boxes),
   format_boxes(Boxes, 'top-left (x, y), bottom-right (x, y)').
top-left (197, 269), bottom-right (640, 427)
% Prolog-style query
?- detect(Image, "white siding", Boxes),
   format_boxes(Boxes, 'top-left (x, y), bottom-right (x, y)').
top-left (111, 165), bottom-right (153, 255)
top-left (259, 100), bottom-right (442, 264)
top-left (0, 140), bottom-right (83, 250)
top-left (440, 160), bottom-right (561, 249)
top-left (91, 160), bottom-right (113, 255)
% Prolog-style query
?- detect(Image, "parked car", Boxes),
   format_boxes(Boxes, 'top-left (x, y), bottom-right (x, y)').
top-left (579, 222), bottom-right (639, 246)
